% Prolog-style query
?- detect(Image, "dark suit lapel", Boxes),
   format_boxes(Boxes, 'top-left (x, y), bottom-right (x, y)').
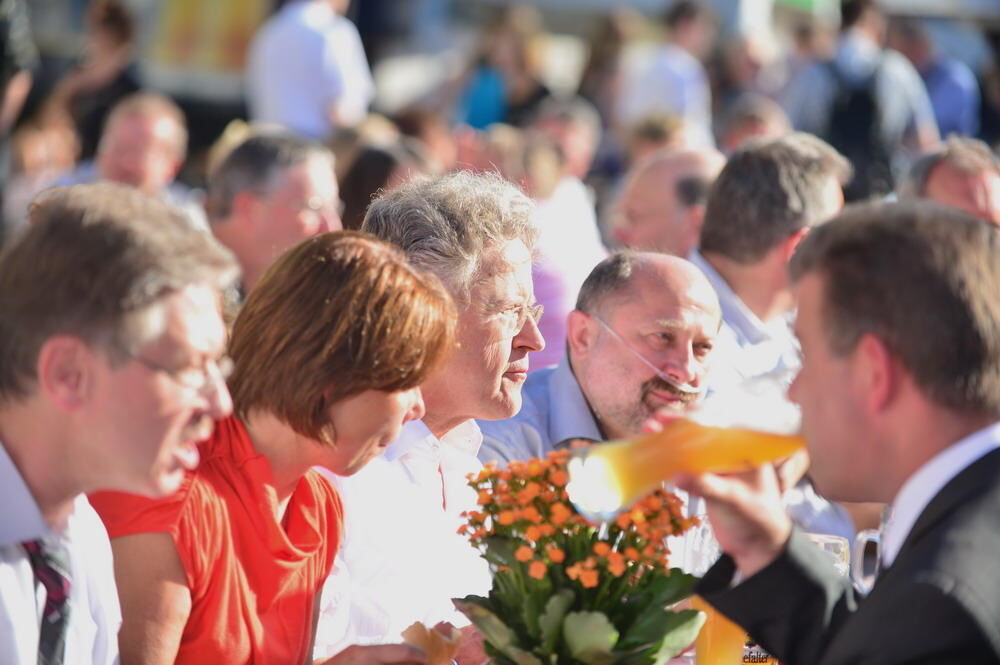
top-left (890, 447), bottom-right (1000, 565)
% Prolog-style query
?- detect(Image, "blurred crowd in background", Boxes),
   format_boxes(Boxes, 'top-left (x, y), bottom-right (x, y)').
top-left (5, 0), bottom-right (999, 370)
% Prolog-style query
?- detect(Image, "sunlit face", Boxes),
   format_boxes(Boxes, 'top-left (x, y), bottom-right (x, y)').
top-left (788, 273), bottom-right (872, 501)
top-left (251, 155), bottom-right (342, 268)
top-left (87, 284), bottom-right (233, 497)
top-left (572, 266), bottom-right (720, 439)
top-left (925, 163), bottom-right (1000, 227)
top-left (321, 387), bottom-right (425, 476)
top-left (420, 239), bottom-right (546, 429)
top-left (97, 113), bottom-right (183, 194)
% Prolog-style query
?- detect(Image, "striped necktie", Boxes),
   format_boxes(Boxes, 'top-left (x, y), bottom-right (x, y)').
top-left (22, 540), bottom-right (72, 665)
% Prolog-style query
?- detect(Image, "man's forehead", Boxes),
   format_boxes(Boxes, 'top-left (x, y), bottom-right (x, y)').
top-left (141, 285), bottom-right (226, 353)
top-left (607, 290), bottom-right (718, 329)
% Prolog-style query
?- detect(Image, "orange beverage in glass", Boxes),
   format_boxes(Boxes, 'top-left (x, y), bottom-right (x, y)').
top-left (691, 596), bottom-right (747, 665)
top-left (566, 419), bottom-right (804, 521)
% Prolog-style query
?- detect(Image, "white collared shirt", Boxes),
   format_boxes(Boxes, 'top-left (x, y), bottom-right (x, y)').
top-left (313, 419), bottom-right (492, 659)
top-left (0, 442), bottom-right (121, 665)
top-left (881, 422), bottom-right (1000, 568)
top-left (689, 251), bottom-right (802, 391)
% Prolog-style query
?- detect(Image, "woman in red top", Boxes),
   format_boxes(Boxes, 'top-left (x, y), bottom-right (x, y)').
top-left (91, 232), bottom-right (455, 665)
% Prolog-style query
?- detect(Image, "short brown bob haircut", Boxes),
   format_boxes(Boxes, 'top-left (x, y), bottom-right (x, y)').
top-left (227, 231), bottom-right (456, 444)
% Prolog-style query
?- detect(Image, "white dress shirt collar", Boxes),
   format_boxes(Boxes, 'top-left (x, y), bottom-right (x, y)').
top-left (383, 418), bottom-right (483, 463)
top-left (881, 422), bottom-right (1000, 568)
top-left (689, 250), bottom-right (794, 347)
top-left (0, 441), bottom-right (53, 546)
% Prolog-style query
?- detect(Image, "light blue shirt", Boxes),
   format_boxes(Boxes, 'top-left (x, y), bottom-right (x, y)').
top-left (478, 359), bottom-right (600, 466)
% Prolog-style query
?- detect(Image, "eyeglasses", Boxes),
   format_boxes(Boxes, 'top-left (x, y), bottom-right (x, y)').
top-left (132, 353), bottom-right (234, 395)
top-left (495, 302), bottom-right (544, 338)
top-left (592, 316), bottom-right (705, 396)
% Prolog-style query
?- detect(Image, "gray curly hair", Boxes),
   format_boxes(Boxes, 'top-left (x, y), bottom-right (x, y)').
top-left (361, 170), bottom-right (536, 299)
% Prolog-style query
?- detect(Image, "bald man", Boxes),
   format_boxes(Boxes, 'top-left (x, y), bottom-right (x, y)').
top-left (613, 148), bottom-right (726, 257)
top-left (479, 251), bottom-right (721, 464)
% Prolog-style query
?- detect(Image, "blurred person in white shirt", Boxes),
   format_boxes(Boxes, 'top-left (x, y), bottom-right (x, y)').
top-left (246, 0), bottom-right (374, 139)
top-left (617, 1), bottom-right (717, 148)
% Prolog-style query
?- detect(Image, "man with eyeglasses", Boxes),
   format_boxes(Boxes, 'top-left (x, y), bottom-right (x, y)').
top-left (479, 251), bottom-right (720, 466)
top-left (0, 183), bottom-right (238, 664)
top-left (313, 172), bottom-right (545, 663)
top-left (207, 132), bottom-right (342, 296)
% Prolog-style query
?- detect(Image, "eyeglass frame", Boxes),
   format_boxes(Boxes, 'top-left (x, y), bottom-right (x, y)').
top-left (130, 352), bottom-right (235, 395)
top-left (488, 301), bottom-right (544, 338)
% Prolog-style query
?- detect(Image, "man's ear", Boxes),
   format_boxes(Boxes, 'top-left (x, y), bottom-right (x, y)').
top-left (567, 310), bottom-right (597, 359)
top-left (35, 336), bottom-right (98, 411)
top-left (685, 204), bottom-right (707, 249)
top-left (854, 333), bottom-right (899, 414)
top-left (781, 227), bottom-right (811, 263)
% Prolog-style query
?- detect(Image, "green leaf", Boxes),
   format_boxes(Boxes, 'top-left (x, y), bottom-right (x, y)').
top-left (563, 611), bottom-right (620, 665)
top-left (521, 581), bottom-right (547, 639)
top-left (616, 606), bottom-right (676, 652)
top-left (649, 610), bottom-right (705, 665)
top-left (642, 569), bottom-right (699, 608)
top-left (483, 536), bottom-right (520, 567)
top-left (453, 598), bottom-right (543, 665)
top-left (538, 589), bottom-right (575, 652)
top-left (608, 643), bottom-right (659, 665)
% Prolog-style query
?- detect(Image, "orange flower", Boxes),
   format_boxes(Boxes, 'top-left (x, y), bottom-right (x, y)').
top-left (515, 546), bottom-right (534, 562)
top-left (615, 512), bottom-right (632, 529)
top-left (525, 525), bottom-right (542, 542)
top-left (547, 546), bottom-right (565, 563)
top-left (538, 524), bottom-right (556, 537)
top-left (565, 563), bottom-right (582, 580)
top-left (521, 506), bottom-right (543, 523)
top-left (477, 491), bottom-right (492, 505)
top-left (529, 560), bottom-right (547, 580)
top-left (498, 511), bottom-right (517, 526)
top-left (624, 547), bottom-right (641, 562)
top-left (592, 542), bottom-right (611, 557)
top-left (606, 551), bottom-right (626, 577)
top-left (579, 569), bottom-right (600, 588)
top-left (518, 483), bottom-right (541, 503)
top-left (550, 502), bottom-right (572, 526)
top-left (527, 460), bottom-right (544, 476)
top-left (457, 524), bottom-right (469, 535)
top-left (548, 469), bottom-right (568, 487)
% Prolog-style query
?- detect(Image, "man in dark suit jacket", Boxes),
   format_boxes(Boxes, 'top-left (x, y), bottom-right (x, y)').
top-left (672, 200), bottom-right (1000, 663)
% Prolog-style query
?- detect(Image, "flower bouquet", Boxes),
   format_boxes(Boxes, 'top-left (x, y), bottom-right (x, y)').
top-left (454, 447), bottom-right (704, 665)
